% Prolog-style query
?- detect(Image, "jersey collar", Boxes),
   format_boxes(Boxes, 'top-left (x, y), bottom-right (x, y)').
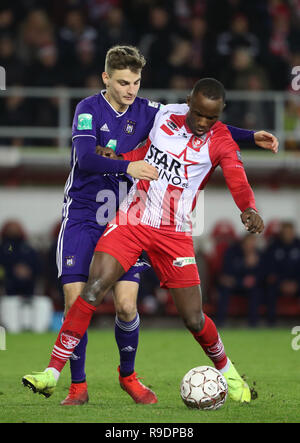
top-left (101, 90), bottom-right (129, 118)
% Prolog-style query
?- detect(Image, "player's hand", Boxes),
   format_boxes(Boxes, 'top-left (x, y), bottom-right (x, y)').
top-left (127, 161), bottom-right (159, 181)
top-left (254, 131), bottom-right (278, 153)
top-left (240, 208), bottom-right (264, 234)
top-left (96, 145), bottom-right (120, 159)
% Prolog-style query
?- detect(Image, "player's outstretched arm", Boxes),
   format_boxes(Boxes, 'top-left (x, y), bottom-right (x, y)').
top-left (253, 131), bottom-right (278, 153)
top-left (240, 208), bottom-right (264, 234)
top-left (227, 126), bottom-right (278, 153)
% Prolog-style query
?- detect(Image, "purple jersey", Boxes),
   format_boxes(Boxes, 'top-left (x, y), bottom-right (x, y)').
top-left (63, 91), bottom-right (161, 223)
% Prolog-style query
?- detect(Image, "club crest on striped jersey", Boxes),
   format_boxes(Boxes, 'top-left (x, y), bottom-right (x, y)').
top-left (60, 333), bottom-right (80, 350)
top-left (187, 134), bottom-right (208, 152)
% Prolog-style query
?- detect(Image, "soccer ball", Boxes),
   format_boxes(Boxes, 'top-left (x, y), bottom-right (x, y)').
top-left (180, 366), bottom-right (228, 410)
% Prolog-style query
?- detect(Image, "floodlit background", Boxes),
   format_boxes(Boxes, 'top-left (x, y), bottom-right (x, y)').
top-left (0, 0), bottom-right (300, 331)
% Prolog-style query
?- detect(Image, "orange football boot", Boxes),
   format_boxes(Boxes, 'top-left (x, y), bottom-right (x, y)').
top-left (118, 367), bottom-right (157, 404)
top-left (60, 381), bottom-right (89, 406)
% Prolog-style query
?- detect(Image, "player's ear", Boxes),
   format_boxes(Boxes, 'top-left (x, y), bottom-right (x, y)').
top-left (102, 72), bottom-right (109, 87)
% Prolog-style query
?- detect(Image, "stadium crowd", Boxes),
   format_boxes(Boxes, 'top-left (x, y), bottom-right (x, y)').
top-left (0, 218), bottom-right (300, 329)
top-left (0, 0), bottom-right (300, 147)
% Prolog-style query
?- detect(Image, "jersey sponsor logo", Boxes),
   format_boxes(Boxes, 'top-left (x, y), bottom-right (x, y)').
top-left (146, 143), bottom-right (189, 187)
top-left (173, 257), bottom-right (196, 267)
top-left (124, 120), bottom-right (136, 135)
top-left (100, 123), bottom-right (110, 132)
top-left (161, 118), bottom-right (180, 136)
top-left (105, 139), bottom-right (117, 151)
top-left (148, 100), bottom-right (160, 109)
top-left (77, 113), bottom-right (93, 130)
top-left (60, 332), bottom-right (80, 350)
top-left (65, 255), bottom-right (75, 267)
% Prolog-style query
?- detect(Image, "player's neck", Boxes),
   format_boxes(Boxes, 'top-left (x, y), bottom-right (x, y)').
top-left (104, 91), bottom-right (129, 114)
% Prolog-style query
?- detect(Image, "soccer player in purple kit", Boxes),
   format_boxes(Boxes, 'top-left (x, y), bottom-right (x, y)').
top-left (27, 45), bottom-right (278, 405)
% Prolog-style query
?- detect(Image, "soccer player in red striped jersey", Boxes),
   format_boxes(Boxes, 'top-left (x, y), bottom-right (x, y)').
top-left (23, 78), bottom-right (265, 403)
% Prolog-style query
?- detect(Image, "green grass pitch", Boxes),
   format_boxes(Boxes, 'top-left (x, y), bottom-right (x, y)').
top-left (0, 327), bottom-right (299, 423)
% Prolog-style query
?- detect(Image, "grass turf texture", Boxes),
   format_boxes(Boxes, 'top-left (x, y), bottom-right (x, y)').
top-left (0, 328), bottom-right (299, 423)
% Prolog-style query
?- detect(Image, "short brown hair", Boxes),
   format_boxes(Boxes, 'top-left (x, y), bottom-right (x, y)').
top-left (104, 45), bottom-right (146, 75)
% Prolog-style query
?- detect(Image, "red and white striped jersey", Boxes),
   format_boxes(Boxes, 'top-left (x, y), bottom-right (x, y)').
top-left (120, 103), bottom-right (256, 233)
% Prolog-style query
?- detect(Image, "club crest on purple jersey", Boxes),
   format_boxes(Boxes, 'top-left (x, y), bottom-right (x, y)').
top-left (124, 120), bottom-right (136, 135)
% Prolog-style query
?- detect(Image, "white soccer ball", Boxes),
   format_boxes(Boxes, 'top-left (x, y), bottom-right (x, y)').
top-left (180, 365), bottom-right (228, 410)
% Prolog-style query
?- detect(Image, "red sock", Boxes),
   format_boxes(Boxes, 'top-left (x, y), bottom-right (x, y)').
top-left (191, 314), bottom-right (228, 370)
top-left (48, 296), bottom-right (96, 373)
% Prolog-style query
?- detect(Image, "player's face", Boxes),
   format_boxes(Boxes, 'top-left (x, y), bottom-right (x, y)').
top-left (186, 92), bottom-right (224, 136)
top-left (102, 69), bottom-right (141, 111)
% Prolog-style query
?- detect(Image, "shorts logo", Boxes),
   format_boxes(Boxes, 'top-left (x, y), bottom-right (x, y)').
top-left (124, 120), bottom-right (136, 135)
top-left (60, 333), bottom-right (80, 350)
top-left (173, 257), bottom-right (196, 267)
top-left (65, 255), bottom-right (75, 267)
top-left (77, 113), bottom-right (92, 130)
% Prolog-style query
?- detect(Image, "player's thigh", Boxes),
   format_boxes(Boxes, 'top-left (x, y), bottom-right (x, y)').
top-left (63, 281), bottom-right (86, 315)
top-left (169, 285), bottom-right (204, 332)
top-left (113, 280), bottom-right (139, 322)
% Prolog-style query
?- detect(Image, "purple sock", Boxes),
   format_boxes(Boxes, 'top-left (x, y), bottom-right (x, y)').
top-left (70, 331), bottom-right (88, 383)
top-left (115, 313), bottom-right (140, 377)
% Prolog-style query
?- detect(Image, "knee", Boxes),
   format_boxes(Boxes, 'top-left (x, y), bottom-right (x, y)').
top-left (81, 276), bottom-right (111, 307)
top-left (115, 299), bottom-right (137, 322)
top-left (183, 310), bottom-right (205, 333)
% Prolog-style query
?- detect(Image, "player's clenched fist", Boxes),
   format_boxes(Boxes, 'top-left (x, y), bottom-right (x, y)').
top-left (241, 208), bottom-right (264, 234)
top-left (127, 161), bottom-right (158, 181)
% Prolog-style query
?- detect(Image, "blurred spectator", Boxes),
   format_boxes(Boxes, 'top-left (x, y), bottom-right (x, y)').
top-left (0, 34), bottom-right (25, 85)
top-left (226, 72), bottom-right (274, 130)
top-left (58, 8), bottom-right (98, 64)
top-left (17, 9), bottom-right (54, 64)
top-left (216, 13), bottom-right (260, 61)
top-left (0, 5), bottom-right (16, 35)
top-left (216, 234), bottom-right (264, 327)
top-left (167, 38), bottom-right (196, 89)
top-left (44, 221), bottom-right (64, 312)
top-left (26, 44), bottom-right (65, 87)
top-left (0, 87), bottom-right (32, 146)
top-left (87, 0), bottom-right (121, 24)
top-left (222, 47), bottom-right (270, 90)
top-left (98, 6), bottom-right (135, 50)
top-left (0, 220), bottom-right (40, 297)
top-left (185, 16), bottom-right (216, 78)
top-left (263, 221), bottom-right (300, 325)
top-left (222, 47), bottom-right (273, 129)
top-left (139, 6), bottom-right (181, 87)
top-left (71, 39), bottom-right (99, 86)
top-left (205, 220), bottom-right (238, 300)
top-left (269, 8), bottom-right (291, 60)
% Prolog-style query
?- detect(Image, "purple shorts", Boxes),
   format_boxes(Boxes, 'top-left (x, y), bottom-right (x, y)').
top-left (56, 218), bottom-right (150, 286)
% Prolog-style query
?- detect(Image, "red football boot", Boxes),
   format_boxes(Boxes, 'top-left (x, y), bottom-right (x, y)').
top-left (118, 367), bottom-right (158, 404)
top-left (60, 381), bottom-right (89, 406)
